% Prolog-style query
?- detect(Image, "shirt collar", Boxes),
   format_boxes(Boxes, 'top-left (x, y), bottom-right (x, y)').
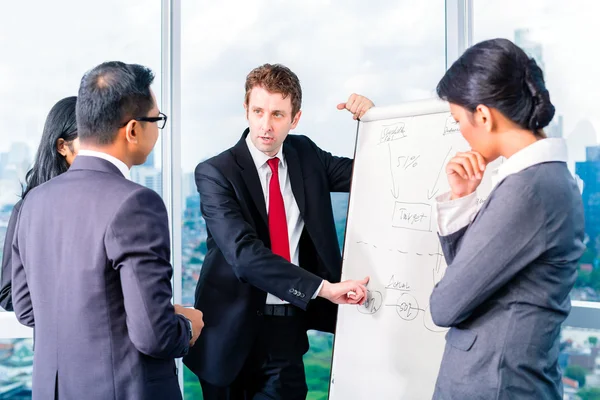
top-left (491, 138), bottom-right (568, 188)
top-left (77, 149), bottom-right (131, 180)
top-left (245, 133), bottom-right (286, 170)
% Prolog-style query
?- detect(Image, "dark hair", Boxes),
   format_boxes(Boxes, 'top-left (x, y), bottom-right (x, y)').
top-left (22, 96), bottom-right (78, 198)
top-left (76, 61), bottom-right (155, 145)
top-left (245, 63), bottom-right (302, 117)
top-left (437, 38), bottom-right (555, 134)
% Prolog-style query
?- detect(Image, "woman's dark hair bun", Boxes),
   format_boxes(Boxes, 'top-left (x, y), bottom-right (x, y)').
top-left (524, 58), bottom-right (555, 130)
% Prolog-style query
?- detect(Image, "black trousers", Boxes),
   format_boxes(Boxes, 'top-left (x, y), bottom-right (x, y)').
top-left (200, 312), bottom-right (309, 400)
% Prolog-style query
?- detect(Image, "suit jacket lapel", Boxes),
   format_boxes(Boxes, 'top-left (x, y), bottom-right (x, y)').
top-left (233, 129), bottom-right (268, 225)
top-left (283, 142), bottom-right (306, 217)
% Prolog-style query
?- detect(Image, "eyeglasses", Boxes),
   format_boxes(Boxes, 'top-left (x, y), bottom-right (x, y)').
top-left (121, 112), bottom-right (168, 129)
top-left (134, 112), bottom-right (168, 129)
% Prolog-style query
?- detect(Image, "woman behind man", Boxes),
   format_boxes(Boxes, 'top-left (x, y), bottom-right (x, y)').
top-left (430, 38), bottom-right (585, 399)
top-left (0, 96), bottom-right (79, 311)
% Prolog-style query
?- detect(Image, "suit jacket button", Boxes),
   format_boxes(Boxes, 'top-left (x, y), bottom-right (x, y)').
top-left (257, 310), bottom-right (263, 316)
top-left (301, 293), bottom-right (305, 298)
top-left (289, 289), bottom-right (294, 293)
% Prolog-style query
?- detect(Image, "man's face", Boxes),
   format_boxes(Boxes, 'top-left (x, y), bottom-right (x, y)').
top-left (244, 85), bottom-right (301, 156)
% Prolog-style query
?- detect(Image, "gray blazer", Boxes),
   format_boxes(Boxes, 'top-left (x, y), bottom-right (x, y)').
top-left (11, 156), bottom-right (190, 400)
top-left (1, 199), bottom-right (22, 311)
top-left (430, 162), bottom-right (585, 399)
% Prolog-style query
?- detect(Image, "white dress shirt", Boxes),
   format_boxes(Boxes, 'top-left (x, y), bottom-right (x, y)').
top-left (77, 149), bottom-right (131, 180)
top-left (436, 138), bottom-right (569, 235)
top-left (245, 135), bottom-right (323, 304)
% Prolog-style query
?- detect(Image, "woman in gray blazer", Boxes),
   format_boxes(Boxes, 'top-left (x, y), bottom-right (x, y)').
top-left (0, 96), bottom-right (79, 311)
top-left (429, 38), bottom-right (585, 399)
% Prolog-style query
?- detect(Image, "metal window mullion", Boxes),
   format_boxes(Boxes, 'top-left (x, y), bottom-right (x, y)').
top-left (161, 0), bottom-right (184, 393)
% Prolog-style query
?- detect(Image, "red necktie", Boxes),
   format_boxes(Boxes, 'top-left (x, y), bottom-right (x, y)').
top-left (267, 158), bottom-right (290, 261)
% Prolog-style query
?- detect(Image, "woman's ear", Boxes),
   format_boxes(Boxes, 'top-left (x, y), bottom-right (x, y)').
top-left (56, 138), bottom-right (68, 157)
top-left (475, 104), bottom-right (494, 132)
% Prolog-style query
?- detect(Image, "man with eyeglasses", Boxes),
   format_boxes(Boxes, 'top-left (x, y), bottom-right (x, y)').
top-left (11, 61), bottom-right (203, 400)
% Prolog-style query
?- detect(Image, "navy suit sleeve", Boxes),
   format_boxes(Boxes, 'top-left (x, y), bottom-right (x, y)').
top-left (306, 137), bottom-right (353, 192)
top-left (105, 188), bottom-right (190, 359)
top-left (11, 201), bottom-right (34, 327)
top-left (196, 162), bottom-right (322, 309)
top-left (430, 182), bottom-right (547, 327)
top-left (1, 200), bottom-right (22, 311)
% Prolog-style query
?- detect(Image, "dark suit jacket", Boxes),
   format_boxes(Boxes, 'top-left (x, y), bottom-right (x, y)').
top-left (0, 199), bottom-right (22, 311)
top-left (11, 156), bottom-right (191, 400)
top-left (183, 129), bottom-right (353, 386)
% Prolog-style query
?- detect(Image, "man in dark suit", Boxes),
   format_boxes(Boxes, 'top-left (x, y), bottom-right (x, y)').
top-left (184, 63), bottom-right (372, 399)
top-left (11, 61), bottom-right (204, 400)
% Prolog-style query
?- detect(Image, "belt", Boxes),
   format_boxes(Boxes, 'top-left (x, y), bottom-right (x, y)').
top-left (263, 304), bottom-right (302, 317)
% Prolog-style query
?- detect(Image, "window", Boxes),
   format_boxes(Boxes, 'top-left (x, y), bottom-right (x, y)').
top-left (0, 1), bottom-right (161, 396)
top-left (180, 1), bottom-right (446, 397)
top-left (0, 339), bottom-right (33, 398)
top-left (473, 1), bottom-right (600, 397)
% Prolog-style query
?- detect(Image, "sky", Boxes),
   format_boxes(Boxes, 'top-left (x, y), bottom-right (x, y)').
top-left (179, 0), bottom-right (445, 170)
top-left (0, 0), bottom-right (598, 175)
top-left (473, 0), bottom-right (600, 167)
top-left (0, 0), bottom-right (161, 157)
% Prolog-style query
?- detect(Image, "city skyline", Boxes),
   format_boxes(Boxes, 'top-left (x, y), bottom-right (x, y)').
top-left (1, 1), bottom-right (600, 397)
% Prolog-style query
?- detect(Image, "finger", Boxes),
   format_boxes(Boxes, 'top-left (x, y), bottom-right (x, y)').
top-left (346, 94), bottom-right (358, 112)
top-left (347, 288), bottom-right (360, 301)
top-left (454, 155), bottom-right (476, 179)
top-left (336, 102), bottom-right (347, 110)
top-left (358, 105), bottom-right (371, 120)
top-left (357, 284), bottom-right (368, 298)
top-left (349, 101), bottom-right (361, 114)
top-left (351, 285), bottom-right (366, 302)
top-left (356, 286), bottom-right (367, 305)
top-left (354, 101), bottom-right (369, 119)
top-left (465, 152), bottom-right (482, 179)
top-left (462, 153), bottom-right (482, 179)
top-left (360, 276), bottom-right (370, 285)
top-left (446, 162), bottom-right (468, 180)
top-left (469, 151), bottom-right (487, 172)
top-left (347, 290), bottom-right (357, 300)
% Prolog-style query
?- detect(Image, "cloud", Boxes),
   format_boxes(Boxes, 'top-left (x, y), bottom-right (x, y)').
top-left (473, 0), bottom-right (600, 142)
top-left (0, 1), bottom-right (161, 152)
top-left (4, 0), bottom-right (595, 175)
top-left (179, 0), bottom-right (446, 171)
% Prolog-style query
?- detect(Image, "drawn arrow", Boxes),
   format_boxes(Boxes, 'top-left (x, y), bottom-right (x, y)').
top-left (389, 143), bottom-right (400, 199)
top-left (427, 146), bottom-right (453, 200)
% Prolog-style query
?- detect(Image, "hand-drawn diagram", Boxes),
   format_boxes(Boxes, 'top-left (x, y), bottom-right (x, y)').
top-left (391, 293), bottom-right (424, 321)
top-left (379, 121), bottom-right (407, 144)
top-left (427, 147), bottom-right (453, 200)
top-left (351, 116), bottom-right (457, 334)
top-left (358, 290), bottom-right (383, 315)
top-left (391, 202), bottom-right (432, 232)
top-left (443, 115), bottom-right (460, 136)
top-left (397, 155), bottom-right (419, 169)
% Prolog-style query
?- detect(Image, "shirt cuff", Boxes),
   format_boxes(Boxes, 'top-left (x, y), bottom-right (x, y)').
top-left (436, 191), bottom-right (478, 236)
top-left (312, 280), bottom-right (325, 299)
